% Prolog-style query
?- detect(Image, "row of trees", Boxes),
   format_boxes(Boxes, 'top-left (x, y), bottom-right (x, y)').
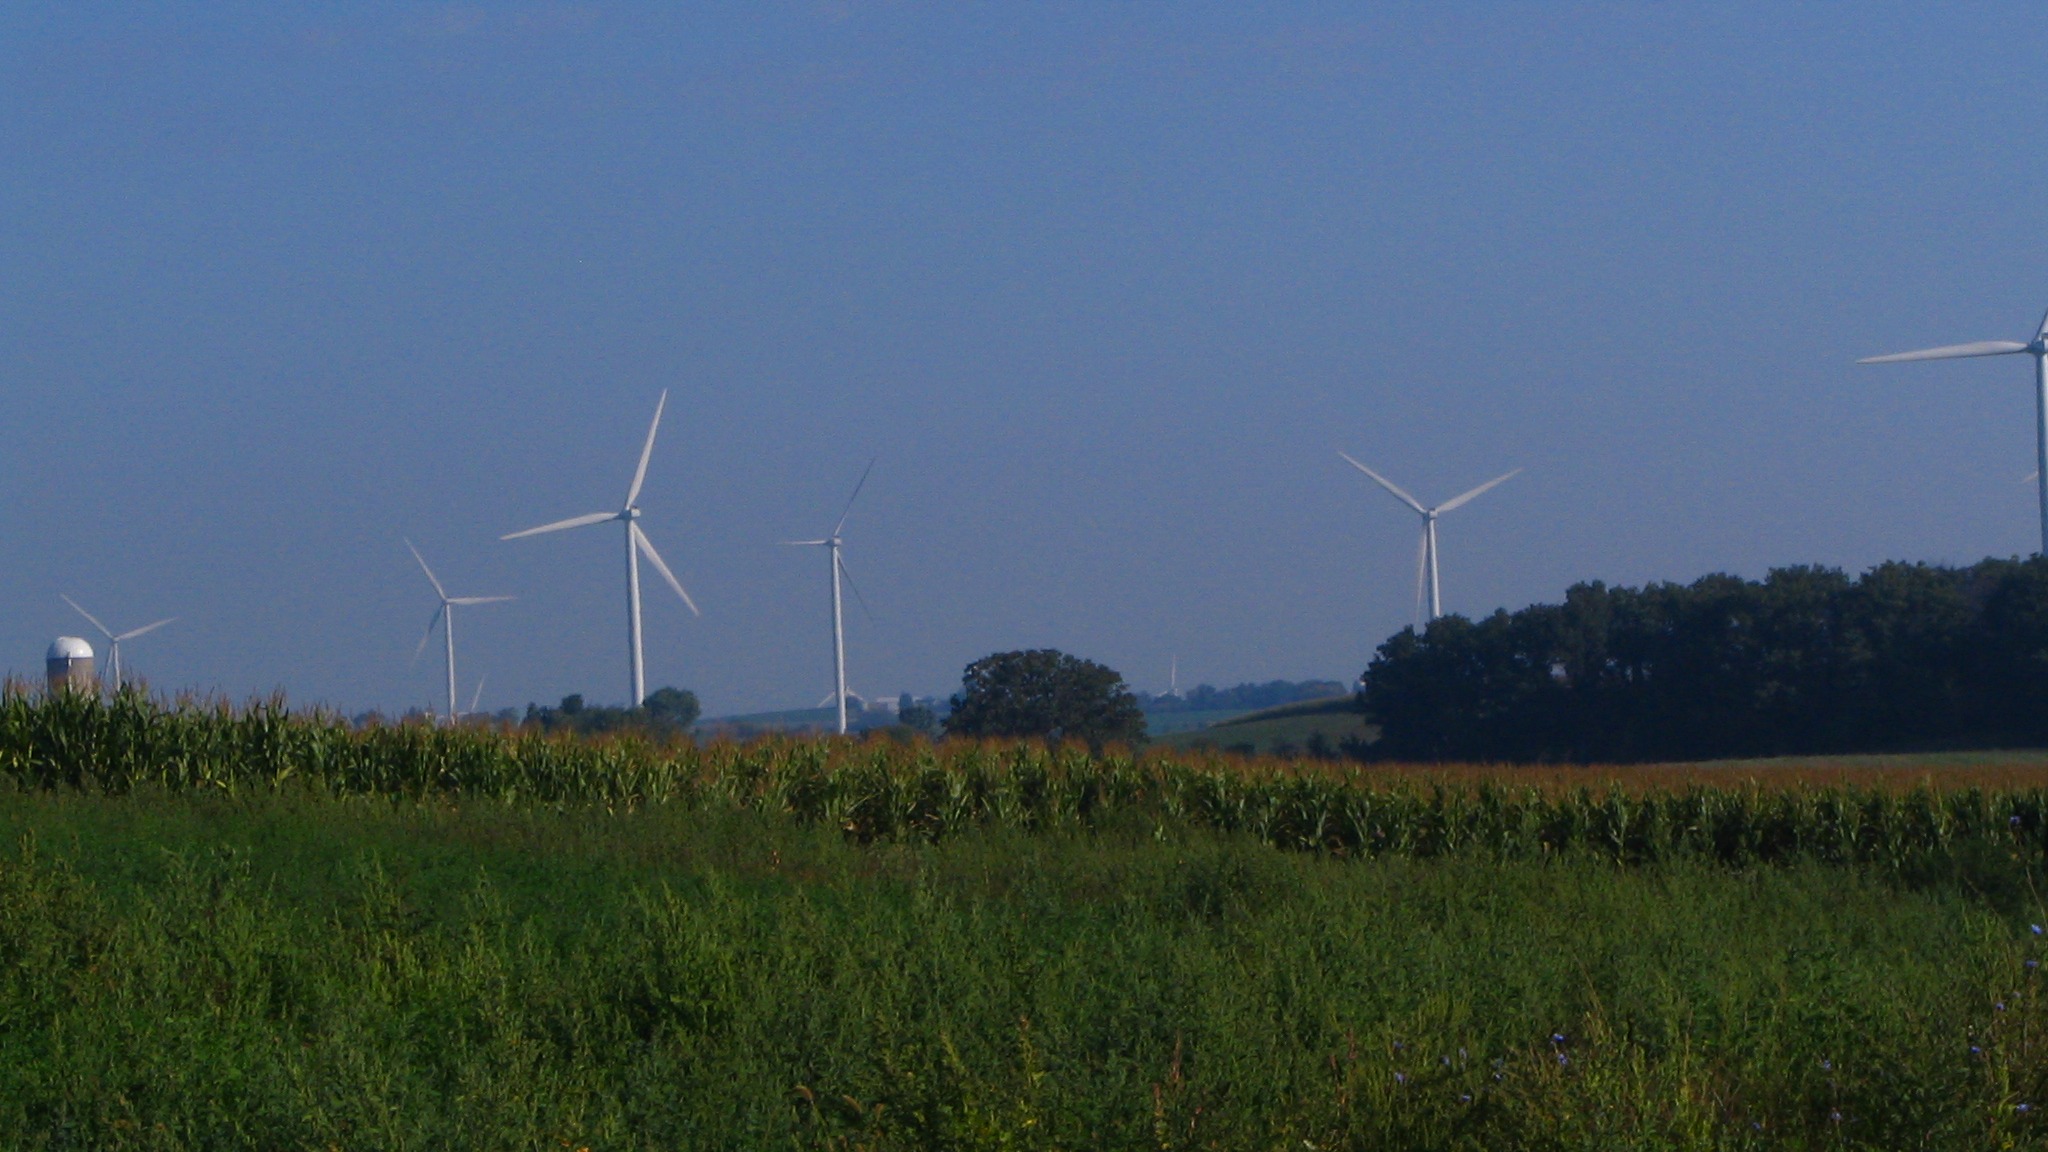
top-left (500, 658), bottom-right (1146, 747)
top-left (1361, 558), bottom-right (2048, 762)
top-left (521, 687), bottom-right (701, 737)
top-left (401, 553), bottom-right (2048, 761)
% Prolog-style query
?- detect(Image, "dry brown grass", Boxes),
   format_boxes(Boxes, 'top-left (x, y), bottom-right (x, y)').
top-left (1138, 747), bottom-right (2048, 795)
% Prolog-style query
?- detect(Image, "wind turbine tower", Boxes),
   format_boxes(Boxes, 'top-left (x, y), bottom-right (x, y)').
top-left (1339, 453), bottom-right (1520, 624)
top-left (60, 596), bottom-right (174, 693)
top-left (406, 540), bottom-right (511, 723)
top-left (1860, 306), bottom-right (2048, 554)
top-left (787, 459), bottom-right (875, 735)
top-left (503, 391), bottom-right (701, 708)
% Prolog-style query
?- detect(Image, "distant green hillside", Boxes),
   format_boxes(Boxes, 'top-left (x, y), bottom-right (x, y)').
top-left (1155, 694), bottom-right (1376, 757)
top-left (1211, 694), bottom-right (1363, 726)
top-left (704, 694), bottom-right (1370, 750)
top-left (1144, 709), bottom-right (1250, 736)
top-left (699, 707), bottom-right (842, 734)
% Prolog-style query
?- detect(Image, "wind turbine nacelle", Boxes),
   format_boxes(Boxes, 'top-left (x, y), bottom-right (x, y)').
top-left (46, 637), bottom-right (96, 695)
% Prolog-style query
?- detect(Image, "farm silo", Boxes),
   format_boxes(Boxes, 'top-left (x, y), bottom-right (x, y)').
top-left (46, 637), bottom-right (95, 694)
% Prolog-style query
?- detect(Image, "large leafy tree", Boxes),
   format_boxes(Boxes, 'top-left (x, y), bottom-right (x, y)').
top-left (641, 686), bottom-right (702, 730)
top-left (943, 649), bottom-right (1146, 746)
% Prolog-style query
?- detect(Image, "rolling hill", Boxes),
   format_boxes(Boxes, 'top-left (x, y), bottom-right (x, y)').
top-left (1153, 693), bottom-right (1377, 757)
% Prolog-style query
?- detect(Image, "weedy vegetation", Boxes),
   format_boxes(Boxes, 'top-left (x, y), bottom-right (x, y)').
top-left (0, 689), bottom-right (2045, 1149)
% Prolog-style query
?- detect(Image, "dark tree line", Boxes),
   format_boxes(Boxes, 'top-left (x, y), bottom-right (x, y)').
top-left (1362, 559), bottom-right (2048, 762)
top-left (522, 687), bottom-right (701, 738)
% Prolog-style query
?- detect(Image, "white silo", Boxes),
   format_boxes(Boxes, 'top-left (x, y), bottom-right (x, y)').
top-left (46, 637), bottom-right (95, 694)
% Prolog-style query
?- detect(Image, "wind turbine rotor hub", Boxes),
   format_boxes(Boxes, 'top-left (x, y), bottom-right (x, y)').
top-left (622, 506), bottom-right (641, 521)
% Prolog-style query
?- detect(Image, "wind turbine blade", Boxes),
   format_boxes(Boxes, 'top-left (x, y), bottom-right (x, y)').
top-left (412, 604), bottom-right (445, 665)
top-left (784, 539), bottom-right (831, 547)
top-left (502, 511), bottom-right (617, 540)
top-left (632, 524), bottom-right (700, 616)
top-left (469, 675), bottom-right (486, 715)
top-left (60, 595), bottom-right (114, 640)
top-left (447, 596), bottom-right (514, 606)
top-left (404, 539), bottom-right (448, 600)
top-left (830, 456), bottom-right (877, 538)
top-left (113, 617), bottom-right (176, 642)
top-left (1338, 452), bottom-right (1428, 516)
top-left (1436, 468), bottom-right (1522, 513)
top-left (624, 389), bottom-right (668, 507)
top-left (837, 554), bottom-right (875, 623)
top-left (1858, 341), bottom-right (2030, 364)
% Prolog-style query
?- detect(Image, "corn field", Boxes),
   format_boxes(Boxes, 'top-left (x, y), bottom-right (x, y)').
top-left (6, 689), bottom-right (2046, 868)
top-left (2, 690), bottom-right (2046, 1148)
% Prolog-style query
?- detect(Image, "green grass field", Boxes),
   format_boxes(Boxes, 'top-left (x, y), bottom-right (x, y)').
top-left (0, 787), bottom-right (2044, 1150)
top-left (1, 694), bottom-right (2047, 1148)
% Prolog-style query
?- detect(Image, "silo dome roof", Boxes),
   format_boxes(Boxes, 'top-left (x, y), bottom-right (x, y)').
top-left (47, 637), bottom-right (93, 661)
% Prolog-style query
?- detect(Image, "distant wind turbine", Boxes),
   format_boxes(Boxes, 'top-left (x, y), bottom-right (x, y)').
top-left (786, 459), bottom-right (876, 735)
top-left (60, 596), bottom-right (174, 693)
top-left (1339, 453), bottom-right (1520, 624)
top-left (406, 540), bottom-right (511, 724)
top-left (502, 390), bottom-right (700, 708)
top-left (1860, 307), bottom-right (2048, 553)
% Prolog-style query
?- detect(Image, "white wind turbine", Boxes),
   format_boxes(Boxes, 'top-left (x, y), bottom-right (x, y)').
top-left (1339, 453), bottom-right (1520, 624)
top-left (406, 540), bottom-right (511, 724)
top-left (60, 596), bottom-right (174, 693)
top-left (786, 459), bottom-right (875, 735)
top-left (503, 390), bottom-right (700, 708)
top-left (1860, 307), bottom-right (2048, 554)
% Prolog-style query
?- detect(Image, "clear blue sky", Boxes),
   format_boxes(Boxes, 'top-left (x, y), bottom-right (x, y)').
top-left (4, 3), bottom-right (2045, 715)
